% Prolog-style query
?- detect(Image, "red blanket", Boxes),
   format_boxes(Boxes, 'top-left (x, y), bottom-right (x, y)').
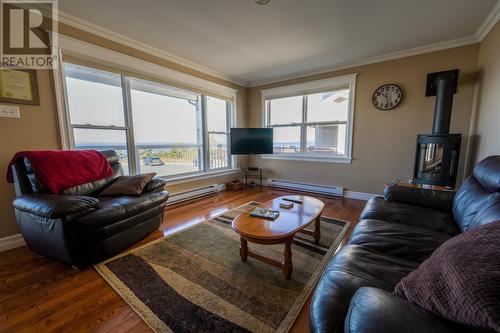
top-left (6, 150), bottom-right (113, 194)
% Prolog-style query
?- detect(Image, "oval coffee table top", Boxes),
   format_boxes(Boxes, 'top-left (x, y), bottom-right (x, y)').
top-left (232, 195), bottom-right (324, 240)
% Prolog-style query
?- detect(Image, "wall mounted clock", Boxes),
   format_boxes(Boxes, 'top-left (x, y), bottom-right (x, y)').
top-left (372, 84), bottom-right (402, 110)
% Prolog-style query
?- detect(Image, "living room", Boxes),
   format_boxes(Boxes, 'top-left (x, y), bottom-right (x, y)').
top-left (0, 1), bottom-right (499, 332)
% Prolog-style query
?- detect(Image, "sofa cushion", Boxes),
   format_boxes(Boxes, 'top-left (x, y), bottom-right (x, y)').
top-left (310, 245), bottom-right (418, 333)
top-left (349, 219), bottom-right (450, 263)
top-left (468, 201), bottom-right (500, 231)
top-left (61, 177), bottom-right (114, 196)
top-left (360, 197), bottom-right (458, 235)
top-left (472, 155), bottom-right (500, 192)
top-left (383, 184), bottom-right (454, 213)
top-left (452, 176), bottom-right (500, 232)
top-left (395, 221), bottom-right (500, 332)
top-left (345, 287), bottom-right (476, 333)
top-left (76, 191), bottom-right (169, 229)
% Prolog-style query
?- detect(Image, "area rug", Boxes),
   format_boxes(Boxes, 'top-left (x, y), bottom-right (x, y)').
top-left (95, 201), bottom-right (350, 333)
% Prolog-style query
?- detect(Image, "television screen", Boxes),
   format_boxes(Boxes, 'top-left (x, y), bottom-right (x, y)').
top-left (230, 128), bottom-right (273, 155)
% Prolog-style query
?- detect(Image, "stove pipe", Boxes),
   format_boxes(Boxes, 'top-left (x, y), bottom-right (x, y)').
top-left (425, 69), bottom-right (459, 134)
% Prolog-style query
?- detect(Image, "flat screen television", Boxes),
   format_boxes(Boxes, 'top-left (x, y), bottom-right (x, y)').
top-left (230, 128), bottom-right (273, 155)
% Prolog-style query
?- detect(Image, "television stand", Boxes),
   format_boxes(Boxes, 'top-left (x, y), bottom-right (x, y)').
top-left (244, 167), bottom-right (263, 187)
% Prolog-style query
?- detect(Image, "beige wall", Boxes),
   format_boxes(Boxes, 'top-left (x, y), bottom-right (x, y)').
top-left (0, 24), bottom-right (247, 239)
top-left (247, 45), bottom-right (480, 194)
top-left (469, 21), bottom-right (500, 164)
top-left (0, 70), bottom-right (61, 237)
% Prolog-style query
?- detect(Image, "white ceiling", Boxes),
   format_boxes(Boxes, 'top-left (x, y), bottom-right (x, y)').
top-left (58, 0), bottom-right (499, 86)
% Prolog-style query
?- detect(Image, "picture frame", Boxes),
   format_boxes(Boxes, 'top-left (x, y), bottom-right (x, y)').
top-left (0, 67), bottom-right (40, 105)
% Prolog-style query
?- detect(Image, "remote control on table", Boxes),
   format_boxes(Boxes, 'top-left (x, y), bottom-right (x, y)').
top-left (282, 198), bottom-right (303, 204)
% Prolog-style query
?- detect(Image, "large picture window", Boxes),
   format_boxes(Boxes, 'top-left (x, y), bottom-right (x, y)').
top-left (63, 62), bottom-right (233, 178)
top-left (130, 78), bottom-right (203, 177)
top-left (262, 74), bottom-right (356, 163)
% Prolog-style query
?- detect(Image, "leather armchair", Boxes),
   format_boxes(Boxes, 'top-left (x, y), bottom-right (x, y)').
top-left (11, 150), bottom-right (169, 267)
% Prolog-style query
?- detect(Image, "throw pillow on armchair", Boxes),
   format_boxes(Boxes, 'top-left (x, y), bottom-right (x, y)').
top-left (100, 173), bottom-right (157, 196)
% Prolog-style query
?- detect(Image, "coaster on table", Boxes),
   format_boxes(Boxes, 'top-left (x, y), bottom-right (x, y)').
top-left (280, 201), bottom-right (294, 209)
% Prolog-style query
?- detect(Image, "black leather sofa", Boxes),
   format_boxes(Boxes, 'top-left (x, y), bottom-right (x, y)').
top-left (10, 150), bottom-right (169, 267)
top-left (310, 156), bottom-right (500, 333)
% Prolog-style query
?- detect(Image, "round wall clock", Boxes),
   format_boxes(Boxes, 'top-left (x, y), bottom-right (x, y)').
top-left (372, 84), bottom-right (402, 110)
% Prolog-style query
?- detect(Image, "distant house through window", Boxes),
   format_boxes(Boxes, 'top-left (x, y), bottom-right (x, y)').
top-left (63, 62), bottom-right (234, 178)
top-left (262, 74), bottom-right (356, 163)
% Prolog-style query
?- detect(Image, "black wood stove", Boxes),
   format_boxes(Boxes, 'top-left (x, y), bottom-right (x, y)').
top-left (413, 70), bottom-right (462, 188)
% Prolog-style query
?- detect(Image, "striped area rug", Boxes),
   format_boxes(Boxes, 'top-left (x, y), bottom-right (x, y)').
top-left (95, 201), bottom-right (349, 333)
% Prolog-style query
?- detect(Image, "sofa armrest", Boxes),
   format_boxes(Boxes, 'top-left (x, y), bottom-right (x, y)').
top-left (345, 287), bottom-right (476, 333)
top-left (13, 194), bottom-right (99, 219)
top-left (384, 184), bottom-right (454, 212)
top-left (142, 177), bottom-right (167, 193)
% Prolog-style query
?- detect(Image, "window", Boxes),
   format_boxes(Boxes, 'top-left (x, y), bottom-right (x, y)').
top-left (63, 62), bottom-right (234, 178)
top-left (262, 74), bottom-right (356, 162)
top-left (64, 64), bottom-right (130, 174)
top-left (130, 78), bottom-right (203, 177)
top-left (206, 96), bottom-right (230, 170)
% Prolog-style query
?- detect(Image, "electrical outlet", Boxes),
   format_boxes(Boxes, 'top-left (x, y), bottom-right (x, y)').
top-left (0, 105), bottom-right (20, 118)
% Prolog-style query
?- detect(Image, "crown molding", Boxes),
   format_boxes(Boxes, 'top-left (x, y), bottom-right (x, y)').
top-left (247, 35), bottom-right (479, 87)
top-left (476, 0), bottom-right (500, 41)
top-left (56, 10), bottom-right (249, 87)
top-left (260, 73), bottom-right (357, 98)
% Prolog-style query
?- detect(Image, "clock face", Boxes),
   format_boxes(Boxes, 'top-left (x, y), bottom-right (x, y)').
top-left (372, 84), bottom-right (402, 110)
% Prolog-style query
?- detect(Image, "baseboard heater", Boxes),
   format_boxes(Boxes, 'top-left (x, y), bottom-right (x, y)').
top-left (166, 184), bottom-right (225, 206)
top-left (267, 179), bottom-right (344, 197)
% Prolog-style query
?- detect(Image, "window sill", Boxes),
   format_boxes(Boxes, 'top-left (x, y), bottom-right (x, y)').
top-left (261, 154), bottom-right (352, 164)
top-left (160, 168), bottom-right (240, 186)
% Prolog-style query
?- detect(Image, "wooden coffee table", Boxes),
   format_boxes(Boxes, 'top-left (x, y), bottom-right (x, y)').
top-left (232, 195), bottom-right (324, 279)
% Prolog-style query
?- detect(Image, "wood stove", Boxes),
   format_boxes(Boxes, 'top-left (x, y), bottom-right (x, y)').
top-left (414, 134), bottom-right (461, 187)
top-left (413, 70), bottom-right (462, 188)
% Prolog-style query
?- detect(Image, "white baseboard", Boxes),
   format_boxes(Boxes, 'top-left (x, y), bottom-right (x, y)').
top-left (0, 234), bottom-right (26, 252)
top-left (264, 177), bottom-right (378, 201)
top-left (166, 183), bottom-right (226, 206)
top-left (344, 190), bottom-right (379, 201)
top-left (267, 178), bottom-right (344, 197)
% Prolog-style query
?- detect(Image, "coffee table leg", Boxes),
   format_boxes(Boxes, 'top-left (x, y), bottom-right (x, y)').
top-left (240, 237), bottom-right (248, 262)
top-left (313, 216), bottom-right (321, 245)
top-left (283, 238), bottom-right (293, 279)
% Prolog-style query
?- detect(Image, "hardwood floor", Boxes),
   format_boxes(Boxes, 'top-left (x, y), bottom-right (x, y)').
top-left (0, 187), bottom-right (365, 333)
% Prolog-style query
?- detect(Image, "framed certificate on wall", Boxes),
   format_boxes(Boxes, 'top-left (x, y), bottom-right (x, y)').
top-left (0, 68), bottom-right (40, 105)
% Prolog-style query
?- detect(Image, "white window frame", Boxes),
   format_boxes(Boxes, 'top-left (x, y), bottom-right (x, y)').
top-left (52, 34), bottom-right (239, 181)
top-left (261, 74), bottom-right (357, 163)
